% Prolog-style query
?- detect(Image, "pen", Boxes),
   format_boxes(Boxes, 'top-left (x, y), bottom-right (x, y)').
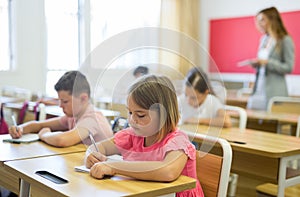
top-left (89, 131), bottom-right (99, 152)
top-left (11, 115), bottom-right (19, 132)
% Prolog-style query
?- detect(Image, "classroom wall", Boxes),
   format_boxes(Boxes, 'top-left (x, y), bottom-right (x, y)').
top-left (0, 0), bottom-right (299, 97)
top-left (0, 0), bottom-right (46, 96)
top-left (200, 0), bottom-right (300, 95)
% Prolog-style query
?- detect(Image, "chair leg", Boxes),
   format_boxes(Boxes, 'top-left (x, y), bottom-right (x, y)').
top-left (227, 173), bottom-right (239, 197)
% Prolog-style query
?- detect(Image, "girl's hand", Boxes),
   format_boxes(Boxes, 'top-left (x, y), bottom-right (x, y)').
top-left (90, 162), bottom-right (115, 179)
top-left (85, 152), bottom-right (107, 168)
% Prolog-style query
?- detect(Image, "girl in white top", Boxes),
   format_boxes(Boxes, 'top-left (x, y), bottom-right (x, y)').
top-left (178, 67), bottom-right (232, 128)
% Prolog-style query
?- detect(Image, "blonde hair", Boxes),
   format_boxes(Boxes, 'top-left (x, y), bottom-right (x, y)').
top-left (128, 75), bottom-right (179, 142)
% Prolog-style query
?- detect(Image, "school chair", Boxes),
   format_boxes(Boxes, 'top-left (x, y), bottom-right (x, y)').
top-left (108, 103), bottom-right (128, 119)
top-left (267, 96), bottom-right (300, 115)
top-left (256, 117), bottom-right (300, 197)
top-left (111, 116), bottom-right (129, 133)
top-left (267, 96), bottom-right (300, 135)
top-left (256, 165), bottom-right (300, 197)
top-left (256, 183), bottom-right (300, 197)
top-left (225, 105), bottom-right (247, 130)
top-left (224, 105), bottom-right (247, 196)
top-left (188, 132), bottom-right (233, 197)
top-left (35, 103), bottom-right (46, 121)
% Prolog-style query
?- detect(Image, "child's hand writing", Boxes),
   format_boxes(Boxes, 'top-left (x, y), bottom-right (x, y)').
top-left (9, 126), bottom-right (23, 138)
top-left (90, 162), bottom-right (115, 179)
top-left (85, 152), bottom-right (107, 168)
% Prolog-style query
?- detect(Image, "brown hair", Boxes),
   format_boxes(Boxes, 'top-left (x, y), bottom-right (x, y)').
top-left (128, 75), bottom-right (179, 142)
top-left (185, 67), bottom-right (215, 95)
top-left (55, 70), bottom-right (90, 97)
top-left (257, 7), bottom-right (289, 52)
top-left (257, 7), bottom-right (288, 40)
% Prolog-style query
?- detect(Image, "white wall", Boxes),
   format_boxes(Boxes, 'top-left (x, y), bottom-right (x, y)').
top-left (0, 0), bottom-right (46, 96)
top-left (200, 0), bottom-right (300, 95)
top-left (0, 0), bottom-right (299, 97)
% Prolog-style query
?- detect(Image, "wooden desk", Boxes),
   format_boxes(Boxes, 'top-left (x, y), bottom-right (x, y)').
top-left (4, 102), bottom-right (120, 121)
top-left (226, 90), bottom-right (249, 109)
top-left (4, 152), bottom-right (196, 197)
top-left (0, 134), bottom-right (86, 194)
top-left (229, 109), bottom-right (299, 134)
top-left (0, 96), bottom-right (22, 104)
top-left (44, 105), bottom-right (120, 119)
top-left (180, 124), bottom-right (300, 197)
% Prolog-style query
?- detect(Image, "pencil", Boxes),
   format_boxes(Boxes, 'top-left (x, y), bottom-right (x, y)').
top-left (88, 131), bottom-right (99, 152)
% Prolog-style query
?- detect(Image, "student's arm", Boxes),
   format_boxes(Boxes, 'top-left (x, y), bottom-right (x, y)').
top-left (9, 117), bottom-right (65, 138)
top-left (90, 150), bottom-right (187, 182)
top-left (184, 109), bottom-right (232, 128)
top-left (85, 138), bottom-right (120, 168)
top-left (38, 126), bottom-right (88, 147)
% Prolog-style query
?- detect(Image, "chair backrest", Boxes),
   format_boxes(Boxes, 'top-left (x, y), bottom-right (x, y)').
top-left (267, 96), bottom-right (300, 114)
top-left (108, 103), bottom-right (128, 118)
top-left (190, 133), bottom-right (232, 197)
top-left (36, 103), bottom-right (46, 121)
top-left (224, 105), bottom-right (247, 130)
top-left (296, 116), bottom-right (300, 138)
top-left (111, 116), bottom-right (129, 133)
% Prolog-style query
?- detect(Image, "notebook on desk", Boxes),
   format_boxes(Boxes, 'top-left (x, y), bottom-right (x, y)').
top-left (75, 154), bottom-right (123, 173)
top-left (3, 133), bottom-right (39, 144)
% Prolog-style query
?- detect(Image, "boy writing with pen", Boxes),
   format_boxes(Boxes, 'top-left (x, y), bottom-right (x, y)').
top-left (9, 71), bottom-right (113, 147)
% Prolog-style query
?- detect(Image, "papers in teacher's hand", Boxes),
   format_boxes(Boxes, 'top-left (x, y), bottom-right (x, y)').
top-left (74, 154), bottom-right (123, 173)
top-left (237, 59), bottom-right (253, 67)
top-left (3, 134), bottom-right (39, 144)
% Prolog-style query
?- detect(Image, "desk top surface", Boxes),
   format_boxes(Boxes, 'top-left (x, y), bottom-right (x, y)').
top-left (0, 134), bottom-right (86, 165)
top-left (0, 96), bottom-right (22, 104)
top-left (4, 102), bottom-right (120, 118)
top-left (180, 124), bottom-right (300, 158)
top-left (4, 152), bottom-right (196, 197)
top-left (229, 109), bottom-right (299, 124)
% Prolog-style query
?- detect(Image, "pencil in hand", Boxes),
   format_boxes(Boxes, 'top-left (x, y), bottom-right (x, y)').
top-left (11, 115), bottom-right (19, 133)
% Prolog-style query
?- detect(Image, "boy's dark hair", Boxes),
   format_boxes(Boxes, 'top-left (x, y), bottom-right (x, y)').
top-left (54, 70), bottom-right (90, 97)
top-left (133, 66), bottom-right (149, 76)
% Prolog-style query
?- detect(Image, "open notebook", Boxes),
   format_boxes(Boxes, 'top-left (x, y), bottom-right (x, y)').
top-left (75, 154), bottom-right (123, 173)
top-left (3, 133), bottom-right (39, 144)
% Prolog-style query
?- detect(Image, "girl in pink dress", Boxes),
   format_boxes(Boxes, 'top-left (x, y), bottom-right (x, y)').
top-left (85, 75), bottom-right (204, 197)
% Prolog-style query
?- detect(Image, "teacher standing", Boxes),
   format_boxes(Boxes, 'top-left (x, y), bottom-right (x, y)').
top-left (247, 7), bottom-right (295, 110)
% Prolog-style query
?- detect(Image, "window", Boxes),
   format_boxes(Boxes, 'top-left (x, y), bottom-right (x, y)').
top-left (44, 0), bottom-right (161, 96)
top-left (89, 0), bottom-right (161, 69)
top-left (44, 0), bottom-right (79, 96)
top-left (0, 0), bottom-right (12, 71)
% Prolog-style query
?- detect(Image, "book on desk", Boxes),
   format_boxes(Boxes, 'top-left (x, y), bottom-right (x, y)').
top-left (3, 133), bottom-right (39, 144)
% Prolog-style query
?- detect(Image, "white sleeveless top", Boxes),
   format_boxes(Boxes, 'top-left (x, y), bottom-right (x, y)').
top-left (247, 36), bottom-right (275, 110)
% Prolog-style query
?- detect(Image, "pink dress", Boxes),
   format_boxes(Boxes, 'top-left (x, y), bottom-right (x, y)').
top-left (114, 128), bottom-right (204, 197)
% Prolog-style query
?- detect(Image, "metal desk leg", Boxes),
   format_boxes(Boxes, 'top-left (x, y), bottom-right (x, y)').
top-left (19, 179), bottom-right (30, 197)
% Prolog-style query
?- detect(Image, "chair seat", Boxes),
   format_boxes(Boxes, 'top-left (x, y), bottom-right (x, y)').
top-left (256, 183), bottom-right (300, 197)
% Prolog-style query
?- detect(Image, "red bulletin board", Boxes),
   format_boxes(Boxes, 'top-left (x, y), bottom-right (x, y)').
top-left (209, 10), bottom-right (300, 74)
